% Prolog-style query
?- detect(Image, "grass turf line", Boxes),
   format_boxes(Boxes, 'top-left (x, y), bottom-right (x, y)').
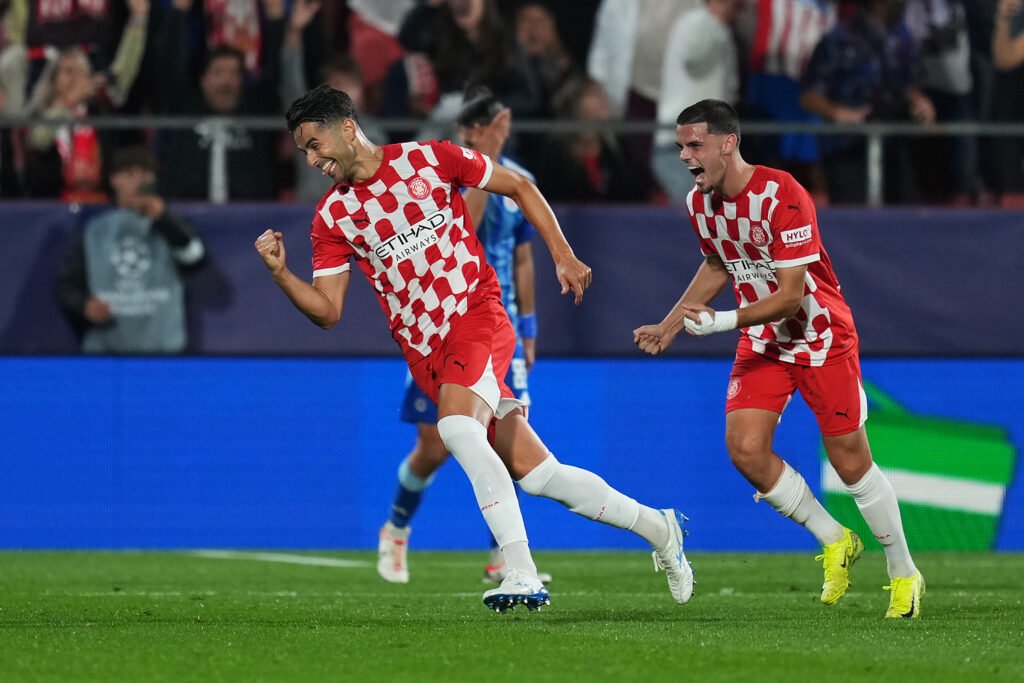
top-left (1, 551), bottom-right (1022, 683)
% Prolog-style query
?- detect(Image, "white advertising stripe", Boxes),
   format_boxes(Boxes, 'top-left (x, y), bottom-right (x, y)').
top-left (192, 550), bottom-right (369, 568)
top-left (823, 466), bottom-right (1005, 516)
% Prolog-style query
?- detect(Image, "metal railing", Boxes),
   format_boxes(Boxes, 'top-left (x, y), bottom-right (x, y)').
top-left (5, 115), bottom-right (1024, 207)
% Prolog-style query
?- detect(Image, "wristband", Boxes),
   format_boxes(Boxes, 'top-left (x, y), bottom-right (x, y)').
top-left (517, 313), bottom-right (537, 339)
top-left (683, 309), bottom-right (738, 337)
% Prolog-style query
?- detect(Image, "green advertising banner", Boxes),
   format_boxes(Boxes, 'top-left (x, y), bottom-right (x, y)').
top-left (822, 382), bottom-right (1017, 551)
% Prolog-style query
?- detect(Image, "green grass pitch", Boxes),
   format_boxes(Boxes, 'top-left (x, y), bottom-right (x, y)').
top-left (2, 551), bottom-right (1022, 682)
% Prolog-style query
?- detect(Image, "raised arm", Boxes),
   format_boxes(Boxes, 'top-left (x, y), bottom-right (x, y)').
top-left (254, 229), bottom-right (351, 329)
top-left (481, 164), bottom-right (592, 304)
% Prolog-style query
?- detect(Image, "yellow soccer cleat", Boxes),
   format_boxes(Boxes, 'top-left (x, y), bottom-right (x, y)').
top-left (816, 528), bottom-right (864, 605)
top-left (884, 571), bottom-right (926, 619)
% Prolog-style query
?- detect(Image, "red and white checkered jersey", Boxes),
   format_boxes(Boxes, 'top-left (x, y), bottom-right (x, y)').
top-left (309, 140), bottom-right (501, 361)
top-left (685, 166), bottom-right (857, 366)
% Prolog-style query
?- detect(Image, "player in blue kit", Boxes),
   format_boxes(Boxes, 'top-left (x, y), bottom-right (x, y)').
top-left (376, 88), bottom-right (549, 584)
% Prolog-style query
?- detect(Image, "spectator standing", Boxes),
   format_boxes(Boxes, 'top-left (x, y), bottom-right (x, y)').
top-left (515, 2), bottom-right (576, 115)
top-left (57, 146), bottom-right (204, 354)
top-left (653, 0), bottom-right (743, 204)
top-left (587, 0), bottom-right (701, 188)
top-left (905, 0), bottom-right (978, 203)
top-left (23, 0), bottom-right (149, 201)
top-left (396, 0), bottom-right (542, 123)
top-left (801, 0), bottom-right (935, 204)
top-left (280, 0), bottom-right (386, 202)
top-left (990, 0), bottom-right (1024, 198)
top-left (740, 0), bottom-right (837, 197)
top-left (537, 77), bottom-right (648, 202)
top-left (158, 0), bottom-right (285, 201)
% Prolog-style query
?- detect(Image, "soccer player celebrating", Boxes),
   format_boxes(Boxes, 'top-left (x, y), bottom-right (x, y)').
top-left (634, 99), bottom-right (924, 618)
top-left (377, 88), bottom-right (552, 586)
top-left (255, 85), bottom-right (692, 612)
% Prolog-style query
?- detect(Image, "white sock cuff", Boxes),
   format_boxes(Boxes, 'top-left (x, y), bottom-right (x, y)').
top-left (843, 463), bottom-right (882, 499)
top-left (756, 462), bottom-right (805, 517)
top-left (398, 457), bottom-right (435, 492)
top-left (516, 454), bottom-right (558, 495)
top-left (436, 415), bottom-right (486, 447)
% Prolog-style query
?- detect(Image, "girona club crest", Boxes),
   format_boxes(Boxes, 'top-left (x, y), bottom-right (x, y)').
top-left (750, 223), bottom-right (769, 247)
top-left (407, 176), bottom-right (431, 200)
top-left (727, 377), bottom-right (742, 400)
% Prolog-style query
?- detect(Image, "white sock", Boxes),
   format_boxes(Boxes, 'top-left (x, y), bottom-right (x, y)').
top-left (844, 463), bottom-right (917, 578)
top-left (516, 454), bottom-right (669, 547)
top-left (436, 415), bottom-right (537, 576)
top-left (758, 461), bottom-right (845, 546)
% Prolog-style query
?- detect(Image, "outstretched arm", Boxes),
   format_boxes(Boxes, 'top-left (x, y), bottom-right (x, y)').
top-left (633, 256), bottom-right (730, 355)
top-left (254, 229), bottom-right (350, 329)
top-left (481, 164), bottom-right (592, 304)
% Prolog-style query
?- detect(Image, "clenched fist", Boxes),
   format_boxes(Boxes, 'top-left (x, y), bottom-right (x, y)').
top-left (255, 229), bottom-right (287, 278)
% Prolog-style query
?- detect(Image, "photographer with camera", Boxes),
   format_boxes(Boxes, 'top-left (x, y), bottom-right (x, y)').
top-left (57, 147), bottom-right (205, 354)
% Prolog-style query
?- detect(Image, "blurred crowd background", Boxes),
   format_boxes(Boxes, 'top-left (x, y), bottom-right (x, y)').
top-left (1, 0), bottom-right (1023, 208)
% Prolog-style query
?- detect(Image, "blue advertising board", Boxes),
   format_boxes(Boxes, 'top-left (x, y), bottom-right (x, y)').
top-left (1, 357), bottom-right (1019, 551)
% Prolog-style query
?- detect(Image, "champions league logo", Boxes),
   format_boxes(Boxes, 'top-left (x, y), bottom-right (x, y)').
top-left (111, 236), bottom-right (153, 280)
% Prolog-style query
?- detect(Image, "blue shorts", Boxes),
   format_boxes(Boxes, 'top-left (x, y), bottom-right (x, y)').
top-left (400, 337), bottom-right (530, 424)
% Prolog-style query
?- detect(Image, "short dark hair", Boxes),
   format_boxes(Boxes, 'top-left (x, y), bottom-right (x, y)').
top-left (110, 146), bottom-right (158, 176)
top-left (457, 85), bottom-right (504, 128)
top-left (676, 99), bottom-right (741, 138)
top-left (285, 84), bottom-right (359, 132)
top-left (204, 45), bottom-right (245, 73)
top-left (318, 54), bottom-right (362, 84)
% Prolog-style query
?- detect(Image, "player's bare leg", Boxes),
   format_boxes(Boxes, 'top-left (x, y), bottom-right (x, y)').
top-left (493, 410), bottom-right (694, 604)
top-left (824, 427), bottom-right (923, 617)
top-left (727, 409), bottom-right (854, 603)
top-left (377, 425), bottom-right (447, 584)
top-left (437, 384), bottom-right (547, 611)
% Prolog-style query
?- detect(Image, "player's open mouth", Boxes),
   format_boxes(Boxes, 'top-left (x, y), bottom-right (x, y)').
top-left (688, 166), bottom-right (704, 179)
top-left (321, 160), bottom-right (336, 177)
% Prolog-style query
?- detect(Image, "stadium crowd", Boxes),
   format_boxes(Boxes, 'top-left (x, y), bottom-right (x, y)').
top-left (0, 0), bottom-right (1022, 206)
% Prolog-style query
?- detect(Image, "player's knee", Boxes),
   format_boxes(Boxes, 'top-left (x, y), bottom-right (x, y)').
top-left (726, 431), bottom-right (772, 471)
top-left (828, 453), bottom-right (871, 485)
top-left (516, 454), bottom-right (558, 496)
top-left (412, 427), bottom-right (449, 470)
top-left (823, 430), bottom-right (872, 484)
top-left (436, 414), bottom-right (487, 455)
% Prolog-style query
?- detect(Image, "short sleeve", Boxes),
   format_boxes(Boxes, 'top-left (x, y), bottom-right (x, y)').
top-left (430, 139), bottom-right (494, 189)
top-left (311, 212), bottom-right (354, 278)
top-left (769, 182), bottom-right (821, 269)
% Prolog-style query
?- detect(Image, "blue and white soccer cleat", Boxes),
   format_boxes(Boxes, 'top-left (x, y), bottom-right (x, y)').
top-left (651, 509), bottom-right (694, 604)
top-left (482, 568), bottom-right (550, 613)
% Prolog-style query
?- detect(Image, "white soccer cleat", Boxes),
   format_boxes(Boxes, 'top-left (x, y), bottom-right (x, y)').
top-left (376, 521), bottom-right (410, 584)
top-left (482, 547), bottom-right (552, 585)
top-left (651, 509), bottom-right (694, 604)
top-left (482, 568), bottom-right (550, 613)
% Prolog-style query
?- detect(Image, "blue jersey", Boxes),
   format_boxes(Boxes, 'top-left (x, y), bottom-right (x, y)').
top-left (476, 156), bottom-right (536, 330)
